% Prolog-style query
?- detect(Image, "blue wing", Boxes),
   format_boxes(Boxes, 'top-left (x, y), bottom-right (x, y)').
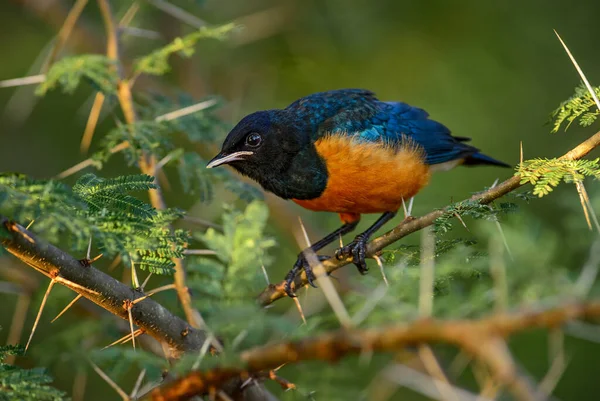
top-left (301, 91), bottom-right (504, 166)
top-left (286, 89), bottom-right (507, 167)
top-left (364, 101), bottom-right (477, 165)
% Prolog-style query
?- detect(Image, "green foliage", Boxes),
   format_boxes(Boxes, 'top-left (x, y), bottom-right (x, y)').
top-left (190, 201), bottom-right (274, 311)
top-left (139, 92), bottom-right (226, 143)
top-left (184, 201), bottom-right (292, 346)
top-left (73, 174), bottom-right (156, 218)
top-left (94, 121), bottom-right (174, 167)
top-left (177, 152), bottom-right (213, 200)
top-left (382, 238), bottom-right (479, 266)
top-left (0, 173), bottom-right (187, 274)
top-left (9, 6), bottom-right (600, 401)
top-left (134, 24), bottom-right (237, 76)
top-left (434, 199), bottom-right (517, 234)
top-left (517, 158), bottom-right (600, 196)
top-left (551, 83), bottom-right (600, 132)
top-left (0, 343), bottom-right (67, 401)
top-left (37, 55), bottom-right (118, 96)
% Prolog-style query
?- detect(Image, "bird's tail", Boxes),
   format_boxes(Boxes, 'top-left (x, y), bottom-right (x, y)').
top-left (463, 152), bottom-right (510, 168)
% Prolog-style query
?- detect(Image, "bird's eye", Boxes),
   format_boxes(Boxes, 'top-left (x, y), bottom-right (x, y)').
top-left (245, 132), bottom-right (262, 147)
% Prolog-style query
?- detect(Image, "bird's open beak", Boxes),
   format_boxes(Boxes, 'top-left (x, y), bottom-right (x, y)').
top-left (206, 151), bottom-right (254, 168)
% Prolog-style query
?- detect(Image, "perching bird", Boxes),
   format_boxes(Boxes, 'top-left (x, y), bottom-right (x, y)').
top-left (207, 89), bottom-right (508, 297)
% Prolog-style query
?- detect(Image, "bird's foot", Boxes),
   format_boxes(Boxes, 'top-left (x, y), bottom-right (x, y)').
top-left (335, 234), bottom-right (369, 274)
top-left (284, 254), bottom-right (329, 297)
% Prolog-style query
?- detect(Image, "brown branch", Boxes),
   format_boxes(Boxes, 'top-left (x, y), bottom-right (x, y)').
top-left (96, 0), bottom-right (198, 329)
top-left (152, 301), bottom-right (600, 400)
top-left (257, 129), bottom-right (600, 305)
top-left (41, 0), bottom-right (90, 73)
top-left (0, 217), bottom-right (206, 356)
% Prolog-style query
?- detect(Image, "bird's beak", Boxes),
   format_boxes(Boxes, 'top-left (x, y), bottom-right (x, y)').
top-left (206, 151), bottom-right (254, 168)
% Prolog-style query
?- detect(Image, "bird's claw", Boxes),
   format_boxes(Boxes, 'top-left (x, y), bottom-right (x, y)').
top-left (335, 235), bottom-right (369, 274)
top-left (284, 254), bottom-right (329, 297)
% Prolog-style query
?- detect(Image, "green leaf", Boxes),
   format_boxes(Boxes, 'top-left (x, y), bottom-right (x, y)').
top-left (191, 201), bottom-right (274, 315)
top-left (95, 121), bottom-right (174, 166)
top-left (0, 344), bottom-right (67, 401)
top-left (0, 173), bottom-right (188, 276)
top-left (551, 83), bottom-right (600, 132)
top-left (134, 24), bottom-right (237, 76)
top-left (37, 55), bottom-right (118, 96)
top-left (177, 153), bottom-right (213, 200)
top-left (516, 158), bottom-right (600, 197)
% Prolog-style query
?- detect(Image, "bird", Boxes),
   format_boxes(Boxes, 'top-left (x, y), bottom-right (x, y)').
top-left (207, 89), bottom-right (509, 297)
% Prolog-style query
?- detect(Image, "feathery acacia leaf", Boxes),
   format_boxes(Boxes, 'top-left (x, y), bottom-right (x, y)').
top-left (96, 121), bottom-right (174, 166)
top-left (551, 83), bottom-right (600, 132)
top-left (134, 24), bottom-right (237, 76)
top-left (36, 55), bottom-right (118, 96)
top-left (0, 343), bottom-right (66, 401)
top-left (517, 158), bottom-right (600, 196)
top-left (0, 173), bottom-right (187, 275)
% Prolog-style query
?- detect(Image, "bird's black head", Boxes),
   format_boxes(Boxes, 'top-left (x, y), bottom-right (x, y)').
top-left (207, 110), bottom-right (324, 199)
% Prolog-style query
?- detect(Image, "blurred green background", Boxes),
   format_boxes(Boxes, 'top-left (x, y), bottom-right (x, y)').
top-left (2, 0), bottom-right (600, 400)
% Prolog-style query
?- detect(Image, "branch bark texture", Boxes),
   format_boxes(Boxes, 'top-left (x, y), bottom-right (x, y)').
top-left (152, 301), bottom-right (600, 400)
top-left (0, 217), bottom-right (206, 355)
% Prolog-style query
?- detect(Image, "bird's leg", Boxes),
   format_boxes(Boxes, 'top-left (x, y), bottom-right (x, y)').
top-left (285, 221), bottom-right (359, 297)
top-left (335, 211), bottom-right (397, 274)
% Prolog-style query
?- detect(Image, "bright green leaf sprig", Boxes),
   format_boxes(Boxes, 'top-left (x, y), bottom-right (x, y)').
top-left (516, 158), bottom-right (600, 197)
top-left (134, 24), bottom-right (237, 76)
top-left (551, 83), bottom-right (600, 132)
top-left (37, 55), bottom-right (118, 96)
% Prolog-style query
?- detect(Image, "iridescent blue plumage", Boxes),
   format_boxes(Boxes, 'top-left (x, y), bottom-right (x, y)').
top-left (284, 89), bottom-right (508, 167)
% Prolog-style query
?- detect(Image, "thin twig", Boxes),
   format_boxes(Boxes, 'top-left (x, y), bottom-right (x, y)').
top-left (554, 30), bottom-right (600, 112)
top-left (145, 0), bottom-right (206, 28)
top-left (297, 218), bottom-right (351, 327)
top-left (0, 75), bottom-right (46, 88)
top-left (155, 99), bottom-right (218, 122)
top-left (130, 369), bottom-right (146, 400)
top-left (183, 216), bottom-right (223, 231)
top-left (127, 303), bottom-right (137, 351)
top-left (51, 294), bottom-right (83, 323)
top-left (102, 329), bottom-right (143, 350)
top-left (90, 360), bottom-right (130, 401)
top-left (292, 297), bottom-right (306, 325)
top-left (419, 227), bottom-right (435, 317)
top-left (56, 142), bottom-right (130, 179)
top-left (26, 278), bottom-right (56, 351)
top-left (42, 0), bottom-right (90, 72)
top-left (384, 364), bottom-right (486, 401)
top-left (417, 345), bottom-right (461, 401)
top-left (183, 249), bottom-right (217, 256)
top-left (97, 0), bottom-right (201, 328)
top-left (80, 92), bottom-right (106, 154)
top-left (132, 284), bottom-right (177, 304)
top-left (72, 368), bottom-right (88, 401)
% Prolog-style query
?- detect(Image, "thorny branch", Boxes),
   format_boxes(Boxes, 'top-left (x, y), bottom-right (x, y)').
top-left (1, 216), bottom-right (282, 400)
top-left (152, 301), bottom-right (600, 400)
top-left (96, 0), bottom-right (199, 329)
top-left (0, 216), bottom-right (205, 356)
top-left (257, 129), bottom-right (600, 305)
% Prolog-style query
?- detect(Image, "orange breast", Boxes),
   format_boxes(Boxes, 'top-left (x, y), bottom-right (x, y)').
top-left (293, 135), bottom-right (431, 214)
